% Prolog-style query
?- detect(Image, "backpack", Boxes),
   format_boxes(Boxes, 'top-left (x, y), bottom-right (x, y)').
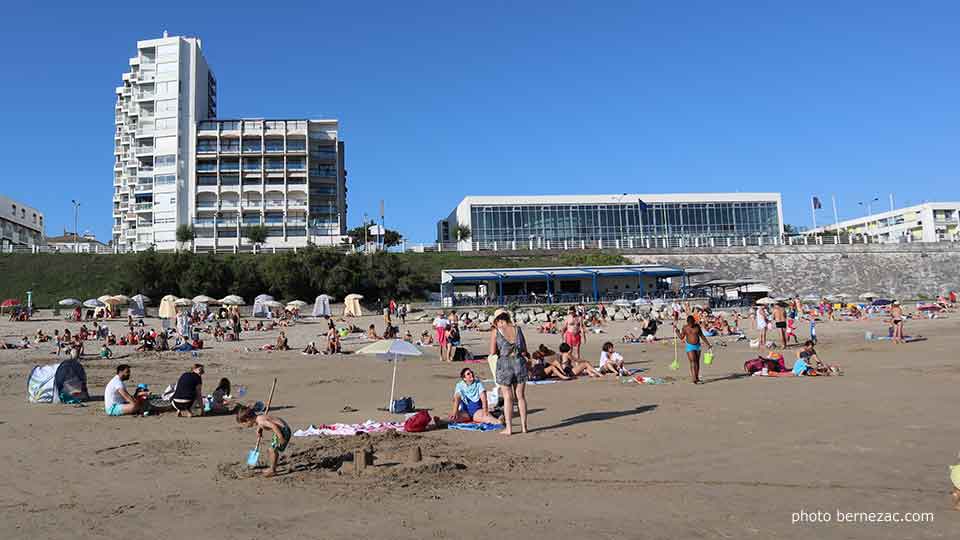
top-left (744, 357), bottom-right (765, 374)
top-left (403, 410), bottom-right (431, 433)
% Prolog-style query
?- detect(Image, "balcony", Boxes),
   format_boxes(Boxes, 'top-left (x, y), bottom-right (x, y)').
top-left (220, 145), bottom-right (240, 154)
top-left (264, 144), bottom-right (285, 154)
top-left (220, 163), bottom-right (240, 173)
top-left (286, 142), bottom-right (307, 153)
top-left (198, 121), bottom-right (219, 133)
top-left (311, 151), bottom-right (337, 162)
top-left (197, 184), bottom-right (218, 193)
top-left (289, 199), bottom-right (307, 208)
top-left (286, 219), bottom-right (307, 227)
top-left (310, 168), bottom-right (337, 177)
top-left (264, 121), bottom-right (285, 134)
top-left (136, 145), bottom-right (154, 155)
top-left (266, 200), bottom-right (285, 209)
top-left (196, 202), bottom-right (218, 210)
top-left (220, 121), bottom-right (241, 133)
top-left (196, 147), bottom-right (217, 155)
top-left (134, 202), bottom-right (153, 212)
top-left (287, 177), bottom-right (307, 185)
top-left (135, 92), bottom-right (155, 101)
top-left (193, 219), bottom-right (215, 228)
top-left (287, 120), bottom-right (307, 133)
top-left (243, 121), bottom-right (263, 134)
top-left (242, 144), bottom-right (262, 153)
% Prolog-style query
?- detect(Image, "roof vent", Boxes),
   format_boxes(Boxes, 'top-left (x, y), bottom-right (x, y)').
top-left (163, 30), bottom-right (169, 38)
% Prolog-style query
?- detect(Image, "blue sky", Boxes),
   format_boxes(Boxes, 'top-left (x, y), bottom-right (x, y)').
top-left (2, 1), bottom-right (958, 242)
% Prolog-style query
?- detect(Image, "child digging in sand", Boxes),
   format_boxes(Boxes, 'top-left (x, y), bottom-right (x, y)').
top-left (236, 406), bottom-right (291, 477)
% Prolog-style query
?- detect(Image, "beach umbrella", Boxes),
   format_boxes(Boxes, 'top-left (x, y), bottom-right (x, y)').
top-left (612, 299), bottom-right (631, 308)
top-left (98, 294), bottom-right (113, 304)
top-left (355, 339), bottom-right (423, 413)
top-left (110, 295), bottom-right (130, 305)
top-left (174, 298), bottom-right (193, 307)
top-left (286, 300), bottom-right (308, 309)
top-left (83, 299), bottom-right (105, 308)
top-left (801, 294), bottom-right (820, 302)
top-left (59, 298), bottom-right (82, 307)
top-left (131, 294), bottom-right (151, 305)
top-left (871, 298), bottom-right (893, 306)
top-left (264, 300), bottom-right (284, 309)
top-left (192, 295), bottom-right (217, 304)
top-left (221, 295), bottom-right (245, 306)
top-left (101, 296), bottom-right (123, 306)
top-left (755, 297), bottom-right (776, 305)
top-left (1, 299), bottom-right (20, 307)
top-left (859, 293), bottom-right (880, 301)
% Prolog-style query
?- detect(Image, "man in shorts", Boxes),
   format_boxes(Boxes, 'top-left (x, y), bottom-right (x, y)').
top-left (562, 307), bottom-right (585, 358)
top-left (773, 302), bottom-right (788, 348)
top-left (104, 364), bottom-right (143, 416)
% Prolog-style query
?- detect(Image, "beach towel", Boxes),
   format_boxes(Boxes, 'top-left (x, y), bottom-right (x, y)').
top-left (293, 420), bottom-right (405, 437)
top-left (448, 422), bottom-right (503, 431)
top-left (528, 380), bottom-right (558, 385)
top-left (751, 371), bottom-right (795, 377)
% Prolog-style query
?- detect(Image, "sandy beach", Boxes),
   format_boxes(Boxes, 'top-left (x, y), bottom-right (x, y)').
top-left (2, 308), bottom-right (958, 539)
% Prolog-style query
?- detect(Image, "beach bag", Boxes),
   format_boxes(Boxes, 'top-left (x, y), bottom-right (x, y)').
top-left (452, 347), bottom-right (469, 362)
top-left (403, 410), bottom-right (431, 432)
top-left (390, 396), bottom-right (414, 414)
top-left (744, 358), bottom-right (765, 374)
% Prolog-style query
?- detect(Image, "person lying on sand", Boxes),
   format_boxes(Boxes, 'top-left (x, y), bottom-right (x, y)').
top-left (237, 406), bottom-right (290, 478)
top-left (448, 368), bottom-right (504, 425)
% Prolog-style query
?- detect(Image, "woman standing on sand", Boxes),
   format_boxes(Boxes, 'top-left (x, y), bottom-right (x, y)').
top-left (490, 310), bottom-right (529, 435)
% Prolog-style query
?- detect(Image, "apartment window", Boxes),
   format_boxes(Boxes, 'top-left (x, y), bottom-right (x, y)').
top-left (287, 158), bottom-right (305, 170)
top-left (11, 204), bottom-right (15, 215)
top-left (155, 174), bottom-right (176, 185)
top-left (155, 154), bottom-right (176, 167)
top-left (157, 61), bottom-right (178, 74)
top-left (266, 158), bottom-right (284, 170)
top-left (156, 117), bottom-right (176, 130)
top-left (156, 99), bottom-right (177, 114)
top-left (156, 81), bottom-right (177, 97)
top-left (32, 214), bottom-right (37, 223)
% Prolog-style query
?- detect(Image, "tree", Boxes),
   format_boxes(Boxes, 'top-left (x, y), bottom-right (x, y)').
top-left (175, 224), bottom-right (195, 252)
top-left (783, 224), bottom-right (799, 235)
top-left (456, 224), bottom-right (471, 241)
top-left (346, 222), bottom-right (404, 249)
top-left (244, 225), bottom-right (268, 252)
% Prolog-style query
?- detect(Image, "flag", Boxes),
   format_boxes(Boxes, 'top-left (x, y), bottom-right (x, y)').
top-left (812, 196), bottom-right (822, 209)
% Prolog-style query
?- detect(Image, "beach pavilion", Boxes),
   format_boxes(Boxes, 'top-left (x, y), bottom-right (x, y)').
top-left (440, 264), bottom-right (707, 307)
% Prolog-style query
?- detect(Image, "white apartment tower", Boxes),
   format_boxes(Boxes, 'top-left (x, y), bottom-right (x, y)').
top-left (113, 33), bottom-right (216, 251)
top-left (192, 118), bottom-right (347, 250)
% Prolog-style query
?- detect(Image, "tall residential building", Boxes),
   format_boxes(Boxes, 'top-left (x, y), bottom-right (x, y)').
top-left (805, 202), bottom-right (960, 243)
top-left (113, 33), bottom-right (216, 251)
top-left (438, 193), bottom-right (783, 250)
top-left (192, 119), bottom-right (347, 250)
top-left (0, 195), bottom-right (44, 249)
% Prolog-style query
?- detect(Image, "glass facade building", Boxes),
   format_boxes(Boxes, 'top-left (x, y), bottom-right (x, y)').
top-left (442, 194), bottom-right (783, 249)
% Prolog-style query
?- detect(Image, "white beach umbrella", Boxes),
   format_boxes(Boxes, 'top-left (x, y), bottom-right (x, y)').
top-left (192, 295), bottom-right (217, 304)
top-left (110, 295), bottom-right (130, 305)
top-left (221, 295), bottom-right (245, 306)
top-left (755, 297), bottom-right (777, 305)
top-left (59, 298), bottom-right (82, 307)
top-left (264, 300), bottom-right (284, 309)
top-left (858, 292), bottom-right (880, 300)
top-left (355, 339), bottom-right (423, 413)
top-left (83, 298), bottom-right (105, 308)
top-left (286, 300), bottom-right (309, 309)
top-left (174, 298), bottom-right (193, 307)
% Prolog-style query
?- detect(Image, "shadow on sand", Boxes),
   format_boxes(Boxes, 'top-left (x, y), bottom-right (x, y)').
top-left (530, 405), bottom-right (657, 433)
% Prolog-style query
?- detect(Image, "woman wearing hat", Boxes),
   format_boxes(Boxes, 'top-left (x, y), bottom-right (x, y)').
top-left (489, 309), bottom-right (529, 435)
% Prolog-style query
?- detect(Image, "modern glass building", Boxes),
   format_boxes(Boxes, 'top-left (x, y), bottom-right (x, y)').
top-left (438, 193), bottom-right (783, 250)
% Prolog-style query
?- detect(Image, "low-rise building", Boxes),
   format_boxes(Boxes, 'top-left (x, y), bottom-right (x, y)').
top-left (0, 195), bottom-right (44, 248)
top-left (805, 202), bottom-right (960, 243)
top-left (46, 231), bottom-right (110, 253)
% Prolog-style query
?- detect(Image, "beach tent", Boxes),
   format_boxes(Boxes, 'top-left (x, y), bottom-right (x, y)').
top-left (343, 294), bottom-right (363, 317)
top-left (128, 295), bottom-right (146, 318)
top-left (159, 295), bottom-right (178, 319)
top-left (312, 294), bottom-right (332, 317)
top-left (252, 294), bottom-right (274, 318)
top-left (27, 360), bottom-right (88, 403)
top-left (193, 295), bottom-right (217, 305)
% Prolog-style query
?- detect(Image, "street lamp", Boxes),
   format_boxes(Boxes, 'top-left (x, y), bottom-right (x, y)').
top-left (857, 197), bottom-right (879, 217)
top-left (71, 199), bottom-right (80, 253)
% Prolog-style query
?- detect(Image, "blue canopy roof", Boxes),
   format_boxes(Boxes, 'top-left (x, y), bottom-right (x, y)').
top-left (441, 264), bottom-right (692, 284)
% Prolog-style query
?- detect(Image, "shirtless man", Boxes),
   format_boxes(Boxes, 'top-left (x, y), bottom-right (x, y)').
top-left (773, 303), bottom-right (788, 348)
top-left (674, 315), bottom-right (711, 384)
top-left (890, 301), bottom-right (905, 344)
top-left (562, 307), bottom-right (585, 358)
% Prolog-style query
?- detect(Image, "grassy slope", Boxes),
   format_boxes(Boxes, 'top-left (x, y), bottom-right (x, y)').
top-left (0, 251), bottom-right (625, 308)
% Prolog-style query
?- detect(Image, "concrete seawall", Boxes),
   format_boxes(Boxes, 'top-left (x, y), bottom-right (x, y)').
top-left (621, 244), bottom-right (960, 298)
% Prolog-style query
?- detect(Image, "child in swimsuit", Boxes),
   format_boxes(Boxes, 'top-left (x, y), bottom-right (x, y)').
top-left (237, 407), bottom-right (291, 477)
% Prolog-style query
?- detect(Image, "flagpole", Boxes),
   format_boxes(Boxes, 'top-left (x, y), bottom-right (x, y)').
top-left (831, 195), bottom-right (839, 232)
top-left (811, 197), bottom-right (818, 230)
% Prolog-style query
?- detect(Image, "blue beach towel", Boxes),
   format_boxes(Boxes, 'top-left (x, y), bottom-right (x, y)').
top-left (448, 422), bottom-right (503, 431)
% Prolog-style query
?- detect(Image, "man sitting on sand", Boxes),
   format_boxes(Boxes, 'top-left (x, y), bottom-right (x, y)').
top-left (104, 364), bottom-right (144, 416)
top-left (448, 368), bottom-right (504, 425)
